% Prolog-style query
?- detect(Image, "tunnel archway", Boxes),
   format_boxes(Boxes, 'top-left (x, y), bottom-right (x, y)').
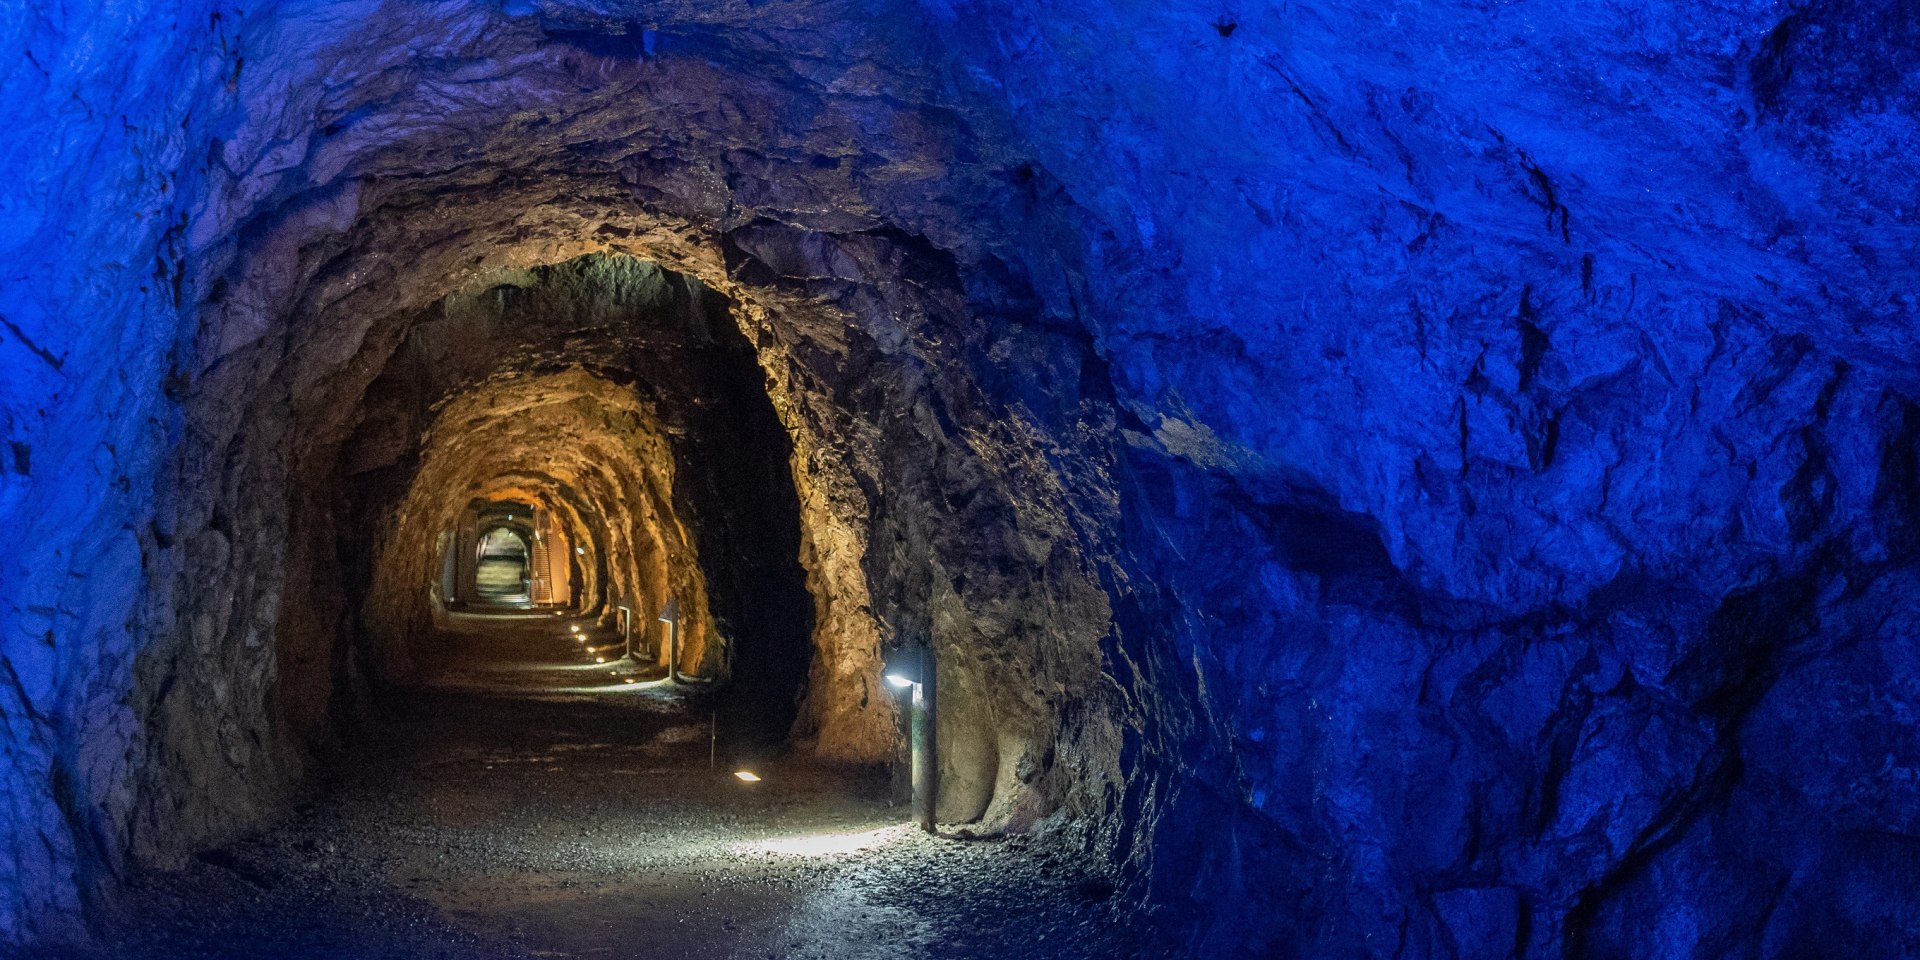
top-left (443, 499), bottom-right (573, 611)
top-left (345, 257), bottom-right (840, 745)
top-left (472, 524), bottom-right (532, 605)
top-left (4, 5), bottom-right (1244, 949)
top-left (12, 0), bottom-right (1917, 955)
top-left (1, 15), bottom-right (1125, 942)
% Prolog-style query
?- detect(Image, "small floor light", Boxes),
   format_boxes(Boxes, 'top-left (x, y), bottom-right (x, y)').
top-left (734, 770), bottom-right (761, 783)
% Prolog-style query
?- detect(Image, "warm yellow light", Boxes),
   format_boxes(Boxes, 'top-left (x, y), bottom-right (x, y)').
top-left (623, 678), bottom-right (638, 684)
top-left (595, 657), bottom-right (606, 663)
top-left (569, 625), bottom-right (580, 633)
top-left (734, 770), bottom-right (761, 783)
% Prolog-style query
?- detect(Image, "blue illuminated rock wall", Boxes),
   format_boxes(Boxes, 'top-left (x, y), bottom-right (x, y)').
top-left (1, 0), bottom-right (1916, 954)
top-left (0, 0), bottom-right (260, 942)
top-left (916, 1), bottom-right (1920, 953)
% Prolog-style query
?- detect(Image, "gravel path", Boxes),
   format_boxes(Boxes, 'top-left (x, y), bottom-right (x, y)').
top-left (55, 618), bottom-right (1156, 959)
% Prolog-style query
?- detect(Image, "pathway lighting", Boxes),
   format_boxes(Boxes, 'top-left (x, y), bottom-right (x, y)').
top-left (881, 647), bottom-right (937, 833)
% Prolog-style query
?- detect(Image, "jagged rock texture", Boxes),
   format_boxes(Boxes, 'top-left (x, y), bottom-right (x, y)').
top-left (1, 0), bottom-right (1916, 955)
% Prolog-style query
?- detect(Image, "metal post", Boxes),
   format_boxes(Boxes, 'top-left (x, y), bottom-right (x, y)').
top-left (709, 711), bottom-right (717, 771)
top-left (618, 605), bottom-right (634, 660)
top-left (911, 653), bottom-right (938, 833)
top-left (660, 597), bottom-right (682, 683)
top-left (665, 616), bottom-right (678, 681)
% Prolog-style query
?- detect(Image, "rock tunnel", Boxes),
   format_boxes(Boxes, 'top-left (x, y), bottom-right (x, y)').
top-left (2, 0), bottom-right (1918, 956)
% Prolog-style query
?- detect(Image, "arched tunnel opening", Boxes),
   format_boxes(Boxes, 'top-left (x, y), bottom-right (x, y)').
top-left (470, 524), bottom-right (531, 606)
top-left (6, 0), bottom-right (1920, 957)
top-left (4, 11), bottom-right (1131, 942)
top-left (337, 254), bottom-right (819, 740)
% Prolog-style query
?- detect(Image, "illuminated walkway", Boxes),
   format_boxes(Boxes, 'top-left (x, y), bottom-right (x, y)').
top-left (59, 621), bottom-right (1146, 960)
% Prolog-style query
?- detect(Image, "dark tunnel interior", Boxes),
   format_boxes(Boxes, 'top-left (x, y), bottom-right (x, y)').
top-left (328, 254), bottom-right (816, 741)
top-left (3, 0), bottom-right (1919, 957)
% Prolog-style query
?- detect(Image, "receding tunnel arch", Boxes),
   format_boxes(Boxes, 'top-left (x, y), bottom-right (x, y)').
top-left (471, 524), bottom-right (532, 605)
top-left (10, 0), bottom-right (1920, 953)
top-left (347, 258), bottom-right (830, 743)
top-left (0, 10), bottom-right (1126, 943)
top-left (189, 61), bottom-right (1111, 823)
top-left (232, 160), bottom-right (1113, 863)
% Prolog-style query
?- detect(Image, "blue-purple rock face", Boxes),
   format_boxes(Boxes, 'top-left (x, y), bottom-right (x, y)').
top-left (1, 0), bottom-right (1916, 955)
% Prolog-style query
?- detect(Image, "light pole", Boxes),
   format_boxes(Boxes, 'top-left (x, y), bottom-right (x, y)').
top-left (658, 596), bottom-right (683, 683)
top-left (883, 647), bottom-right (937, 833)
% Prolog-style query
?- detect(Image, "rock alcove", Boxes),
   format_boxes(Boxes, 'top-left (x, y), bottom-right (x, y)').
top-left (2, 0), bottom-right (1918, 956)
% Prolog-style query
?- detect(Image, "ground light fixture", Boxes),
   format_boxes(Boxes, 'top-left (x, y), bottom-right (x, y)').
top-left (881, 647), bottom-right (937, 833)
top-left (734, 771), bottom-right (761, 783)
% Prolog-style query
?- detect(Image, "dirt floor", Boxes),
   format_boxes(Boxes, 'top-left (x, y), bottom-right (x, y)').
top-left (54, 615), bottom-right (1156, 959)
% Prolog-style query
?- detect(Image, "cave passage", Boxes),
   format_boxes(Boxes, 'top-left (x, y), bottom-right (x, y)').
top-left (61, 628), bottom-right (1126, 960)
top-left (471, 525), bottom-right (531, 605)
top-left (336, 254), bottom-right (847, 743)
top-left (43, 254), bottom-right (1139, 958)
top-left (7, 1), bottom-right (1919, 956)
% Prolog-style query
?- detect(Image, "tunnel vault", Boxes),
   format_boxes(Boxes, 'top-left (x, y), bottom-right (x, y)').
top-left (344, 256), bottom-right (819, 731)
top-left (91, 14), bottom-right (1128, 944)
top-left (10, 0), bottom-right (1920, 954)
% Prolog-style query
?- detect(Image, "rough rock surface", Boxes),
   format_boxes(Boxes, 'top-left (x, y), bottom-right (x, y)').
top-left (59, 727), bottom-right (1136, 960)
top-left (1, 0), bottom-right (1917, 956)
top-left (348, 256), bottom-right (815, 726)
top-left (51, 616), bottom-right (1143, 959)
